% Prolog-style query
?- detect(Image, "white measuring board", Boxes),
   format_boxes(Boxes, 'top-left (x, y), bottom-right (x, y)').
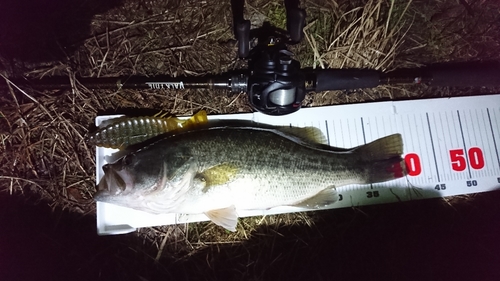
top-left (95, 94), bottom-right (500, 235)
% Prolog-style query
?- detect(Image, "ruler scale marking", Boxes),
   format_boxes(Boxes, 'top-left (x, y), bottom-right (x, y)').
top-left (468, 109), bottom-right (482, 178)
top-left (340, 119), bottom-right (345, 146)
top-left (477, 108), bottom-right (492, 178)
top-left (447, 110), bottom-right (456, 160)
top-left (386, 115), bottom-right (392, 135)
top-left (449, 111), bottom-right (461, 181)
top-left (351, 118), bottom-right (357, 147)
top-left (367, 117), bottom-right (373, 141)
top-left (445, 111), bottom-right (454, 148)
top-left (457, 110), bottom-right (472, 179)
top-left (468, 109), bottom-right (475, 148)
top-left (361, 117), bottom-right (366, 144)
top-left (487, 108), bottom-right (500, 169)
top-left (492, 107), bottom-right (500, 168)
top-left (476, 108), bottom-right (486, 178)
top-left (443, 111), bottom-right (455, 182)
top-left (338, 119), bottom-right (343, 146)
top-left (366, 117), bottom-right (372, 143)
top-left (325, 120), bottom-right (331, 146)
top-left (474, 109), bottom-right (484, 177)
top-left (420, 114), bottom-right (433, 184)
top-left (331, 120), bottom-right (336, 145)
top-left (434, 112), bottom-right (448, 182)
top-left (346, 119), bottom-right (352, 147)
top-left (449, 113), bottom-right (458, 180)
top-left (422, 114), bottom-right (431, 186)
top-left (389, 115), bottom-right (395, 134)
top-left (425, 113), bottom-right (441, 182)
top-left (463, 110), bottom-right (475, 178)
top-left (352, 118), bottom-right (359, 146)
top-left (482, 108), bottom-right (497, 177)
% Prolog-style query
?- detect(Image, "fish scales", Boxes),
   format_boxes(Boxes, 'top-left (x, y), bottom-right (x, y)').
top-left (95, 124), bottom-right (405, 231)
top-left (176, 129), bottom-right (365, 209)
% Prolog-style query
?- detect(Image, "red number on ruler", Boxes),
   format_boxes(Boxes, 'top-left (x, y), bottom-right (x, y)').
top-left (468, 147), bottom-right (485, 169)
top-left (404, 153), bottom-right (421, 176)
top-left (449, 147), bottom-right (485, 171)
top-left (402, 147), bottom-right (485, 175)
top-left (450, 149), bottom-right (467, 171)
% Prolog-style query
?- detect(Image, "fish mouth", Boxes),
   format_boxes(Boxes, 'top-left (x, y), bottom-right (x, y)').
top-left (94, 164), bottom-right (131, 201)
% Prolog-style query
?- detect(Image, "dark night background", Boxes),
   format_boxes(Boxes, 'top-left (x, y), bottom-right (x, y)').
top-left (0, 0), bottom-right (123, 63)
top-left (1, 0), bottom-right (500, 280)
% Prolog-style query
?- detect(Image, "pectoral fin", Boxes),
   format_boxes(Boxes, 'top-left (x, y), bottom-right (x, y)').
top-left (292, 187), bottom-right (339, 209)
top-left (198, 163), bottom-right (239, 192)
top-left (205, 206), bottom-right (238, 232)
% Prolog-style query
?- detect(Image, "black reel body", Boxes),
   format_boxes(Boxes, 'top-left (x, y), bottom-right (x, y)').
top-left (247, 42), bottom-right (305, 115)
top-left (231, 0), bottom-right (307, 115)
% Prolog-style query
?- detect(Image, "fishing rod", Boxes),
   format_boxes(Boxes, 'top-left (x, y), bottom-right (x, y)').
top-left (2, 0), bottom-right (500, 116)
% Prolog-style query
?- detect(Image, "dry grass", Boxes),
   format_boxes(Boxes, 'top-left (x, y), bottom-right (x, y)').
top-left (1, 0), bottom-right (500, 279)
top-left (298, 0), bottom-right (416, 106)
top-left (0, 73), bottom-right (96, 213)
top-left (304, 0), bottom-right (411, 70)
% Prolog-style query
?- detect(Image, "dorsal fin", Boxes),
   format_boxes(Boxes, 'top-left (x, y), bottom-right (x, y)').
top-left (277, 126), bottom-right (328, 145)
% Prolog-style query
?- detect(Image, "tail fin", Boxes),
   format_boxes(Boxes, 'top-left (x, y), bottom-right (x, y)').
top-left (354, 134), bottom-right (406, 183)
top-left (366, 158), bottom-right (406, 183)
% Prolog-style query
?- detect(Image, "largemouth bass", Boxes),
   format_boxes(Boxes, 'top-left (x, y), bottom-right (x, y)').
top-left (95, 123), bottom-right (405, 231)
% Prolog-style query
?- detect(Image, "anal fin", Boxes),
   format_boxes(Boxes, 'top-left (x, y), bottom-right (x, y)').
top-left (292, 187), bottom-right (339, 209)
top-left (205, 206), bottom-right (238, 232)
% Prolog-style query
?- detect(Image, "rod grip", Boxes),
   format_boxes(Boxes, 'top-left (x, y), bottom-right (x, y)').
top-left (315, 69), bottom-right (380, 91)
